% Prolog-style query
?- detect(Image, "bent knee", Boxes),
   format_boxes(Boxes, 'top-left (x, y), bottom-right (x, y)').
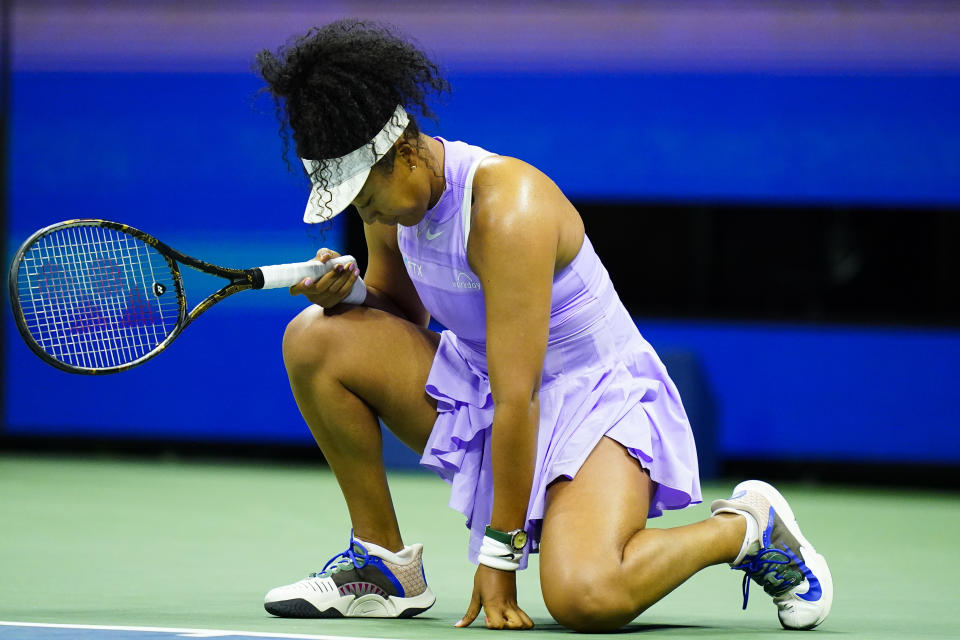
top-left (541, 567), bottom-right (641, 632)
top-left (281, 305), bottom-right (340, 374)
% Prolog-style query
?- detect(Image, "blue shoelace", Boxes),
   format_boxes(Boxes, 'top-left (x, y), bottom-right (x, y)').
top-left (734, 546), bottom-right (795, 609)
top-left (310, 539), bottom-right (369, 579)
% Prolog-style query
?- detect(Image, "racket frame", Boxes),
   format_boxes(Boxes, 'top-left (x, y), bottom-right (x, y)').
top-left (9, 218), bottom-right (266, 375)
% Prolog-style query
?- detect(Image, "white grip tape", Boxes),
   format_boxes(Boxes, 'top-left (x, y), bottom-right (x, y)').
top-left (259, 255), bottom-right (355, 288)
top-left (259, 256), bottom-right (367, 305)
top-left (478, 536), bottom-right (521, 572)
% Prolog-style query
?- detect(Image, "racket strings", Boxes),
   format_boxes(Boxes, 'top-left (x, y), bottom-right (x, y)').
top-left (16, 225), bottom-right (180, 369)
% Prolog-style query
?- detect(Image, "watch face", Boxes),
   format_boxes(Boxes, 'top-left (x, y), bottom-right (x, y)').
top-left (511, 530), bottom-right (528, 551)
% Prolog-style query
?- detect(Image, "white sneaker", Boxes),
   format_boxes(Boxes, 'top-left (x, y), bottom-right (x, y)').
top-left (711, 480), bottom-right (834, 630)
top-left (264, 532), bottom-right (436, 618)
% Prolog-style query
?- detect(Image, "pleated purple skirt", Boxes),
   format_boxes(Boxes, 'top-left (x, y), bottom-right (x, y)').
top-left (419, 311), bottom-right (702, 569)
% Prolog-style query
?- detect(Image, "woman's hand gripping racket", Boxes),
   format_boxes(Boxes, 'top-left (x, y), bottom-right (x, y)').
top-left (8, 219), bottom-right (366, 374)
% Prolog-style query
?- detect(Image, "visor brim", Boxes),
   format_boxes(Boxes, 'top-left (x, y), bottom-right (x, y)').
top-left (302, 166), bottom-right (371, 224)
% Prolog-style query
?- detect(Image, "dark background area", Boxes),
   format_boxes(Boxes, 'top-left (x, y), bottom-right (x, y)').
top-left (584, 203), bottom-right (960, 326)
top-left (347, 203), bottom-right (960, 327)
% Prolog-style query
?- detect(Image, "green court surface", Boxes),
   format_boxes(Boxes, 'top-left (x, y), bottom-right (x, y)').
top-left (1, 454), bottom-right (957, 639)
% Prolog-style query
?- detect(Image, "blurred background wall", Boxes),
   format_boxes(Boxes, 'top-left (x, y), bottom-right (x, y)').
top-left (3, 1), bottom-right (959, 481)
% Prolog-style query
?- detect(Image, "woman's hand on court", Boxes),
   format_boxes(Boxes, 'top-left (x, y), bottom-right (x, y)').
top-left (288, 249), bottom-right (361, 308)
top-left (456, 564), bottom-right (534, 630)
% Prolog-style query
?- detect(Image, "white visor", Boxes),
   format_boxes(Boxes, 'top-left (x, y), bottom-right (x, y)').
top-left (301, 104), bottom-right (410, 223)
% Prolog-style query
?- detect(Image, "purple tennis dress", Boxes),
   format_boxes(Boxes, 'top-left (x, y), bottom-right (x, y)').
top-left (397, 138), bottom-right (701, 568)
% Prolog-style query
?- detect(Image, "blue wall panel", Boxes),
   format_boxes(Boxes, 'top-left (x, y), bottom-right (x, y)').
top-left (639, 321), bottom-right (960, 464)
top-left (437, 73), bottom-right (960, 205)
top-left (6, 69), bottom-right (960, 464)
top-left (8, 73), bottom-right (331, 240)
top-left (10, 70), bottom-right (960, 240)
top-left (8, 311), bottom-right (960, 464)
top-left (5, 306), bottom-right (313, 445)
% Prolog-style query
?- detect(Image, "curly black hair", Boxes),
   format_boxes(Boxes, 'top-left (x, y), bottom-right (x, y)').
top-left (257, 19), bottom-right (449, 220)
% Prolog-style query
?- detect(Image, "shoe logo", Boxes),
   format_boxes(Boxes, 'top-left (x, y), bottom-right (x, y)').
top-left (793, 546), bottom-right (823, 603)
top-left (425, 227), bottom-right (444, 240)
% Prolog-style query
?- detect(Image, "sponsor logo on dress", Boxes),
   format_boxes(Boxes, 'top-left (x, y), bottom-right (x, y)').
top-left (454, 270), bottom-right (481, 289)
top-left (404, 258), bottom-right (423, 278)
top-left (425, 227), bottom-right (444, 240)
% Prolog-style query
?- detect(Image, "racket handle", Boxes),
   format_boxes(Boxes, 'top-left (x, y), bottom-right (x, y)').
top-left (257, 256), bottom-right (367, 305)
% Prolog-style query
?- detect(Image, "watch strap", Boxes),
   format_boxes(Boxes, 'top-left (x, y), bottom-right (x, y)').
top-left (484, 525), bottom-right (527, 552)
top-left (484, 526), bottom-right (514, 546)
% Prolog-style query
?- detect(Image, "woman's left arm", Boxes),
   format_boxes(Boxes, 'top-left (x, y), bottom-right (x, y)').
top-left (456, 157), bottom-right (565, 630)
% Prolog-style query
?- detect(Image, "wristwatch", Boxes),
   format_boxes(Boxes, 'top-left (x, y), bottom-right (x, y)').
top-left (484, 525), bottom-right (528, 553)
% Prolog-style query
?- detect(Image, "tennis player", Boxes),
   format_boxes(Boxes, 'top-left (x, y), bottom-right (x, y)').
top-left (257, 20), bottom-right (832, 631)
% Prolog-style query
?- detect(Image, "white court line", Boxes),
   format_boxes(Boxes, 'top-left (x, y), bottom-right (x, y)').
top-left (0, 621), bottom-right (406, 640)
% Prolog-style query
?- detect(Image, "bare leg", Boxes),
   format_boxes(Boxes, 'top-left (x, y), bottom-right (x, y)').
top-left (540, 437), bottom-right (745, 632)
top-left (282, 305), bottom-right (440, 551)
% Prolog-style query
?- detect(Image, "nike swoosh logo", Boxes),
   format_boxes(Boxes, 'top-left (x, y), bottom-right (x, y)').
top-left (793, 546), bottom-right (823, 603)
top-left (425, 227), bottom-right (443, 240)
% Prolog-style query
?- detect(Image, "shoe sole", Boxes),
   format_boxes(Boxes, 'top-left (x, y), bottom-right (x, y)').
top-left (733, 480), bottom-right (834, 630)
top-left (265, 587), bottom-right (436, 619)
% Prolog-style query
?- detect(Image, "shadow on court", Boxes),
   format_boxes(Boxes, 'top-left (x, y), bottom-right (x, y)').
top-left (531, 621), bottom-right (708, 634)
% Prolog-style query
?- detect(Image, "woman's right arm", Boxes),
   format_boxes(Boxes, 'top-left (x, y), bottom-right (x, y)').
top-left (360, 221), bottom-right (430, 326)
top-left (289, 221), bottom-right (428, 326)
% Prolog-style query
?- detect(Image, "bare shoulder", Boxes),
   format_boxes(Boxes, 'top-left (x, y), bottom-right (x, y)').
top-left (469, 156), bottom-right (584, 269)
top-left (472, 156), bottom-right (566, 215)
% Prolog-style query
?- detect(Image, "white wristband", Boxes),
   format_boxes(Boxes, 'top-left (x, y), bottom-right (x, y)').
top-left (341, 278), bottom-right (367, 305)
top-left (478, 535), bottom-right (521, 572)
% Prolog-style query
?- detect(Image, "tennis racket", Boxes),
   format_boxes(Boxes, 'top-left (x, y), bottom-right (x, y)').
top-left (8, 219), bottom-right (366, 374)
